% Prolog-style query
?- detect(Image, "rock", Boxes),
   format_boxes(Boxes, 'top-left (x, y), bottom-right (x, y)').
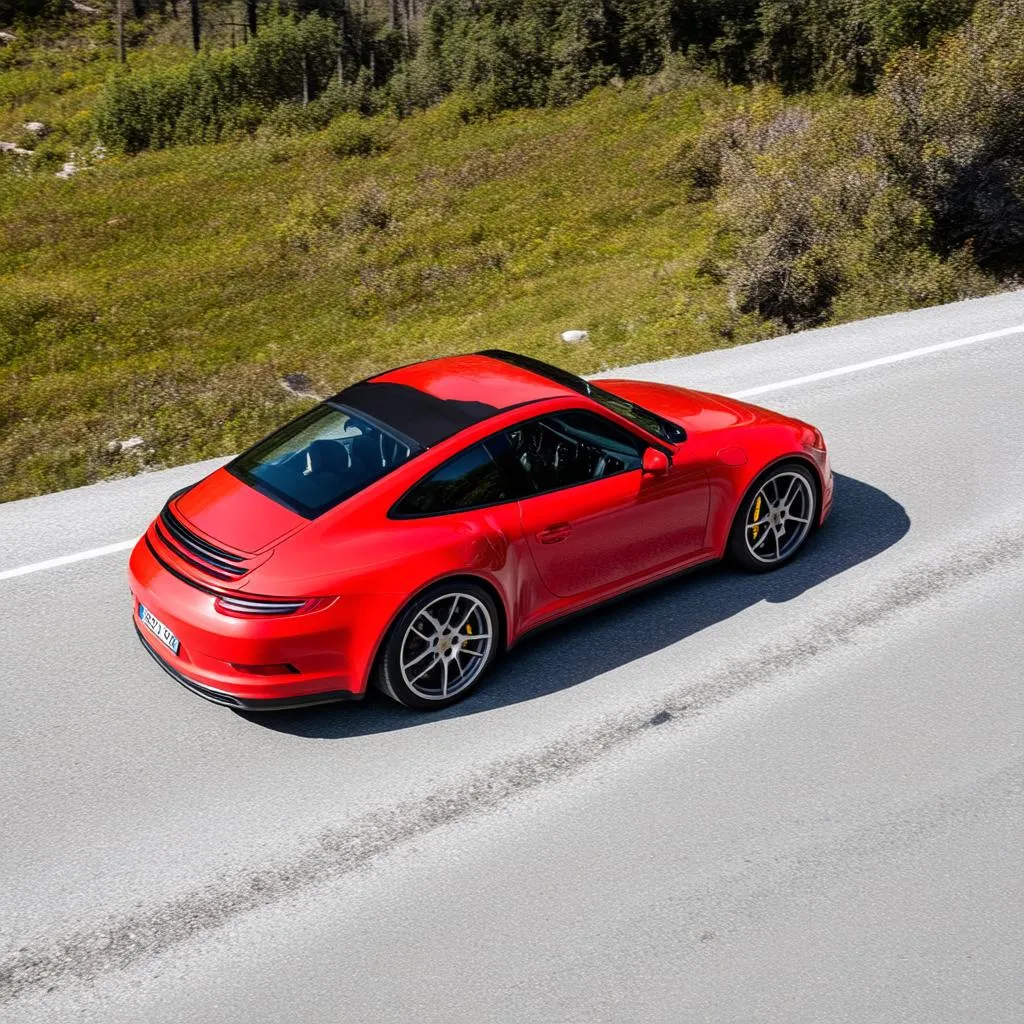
top-left (0, 140), bottom-right (33, 156)
top-left (71, 1), bottom-right (100, 12)
top-left (55, 162), bottom-right (78, 179)
top-left (560, 329), bottom-right (590, 343)
top-left (0, 31), bottom-right (15, 44)
top-left (107, 436), bottom-right (145, 455)
top-left (23, 121), bottom-right (46, 136)
top-left (279, 373), bottom-right (320, 400)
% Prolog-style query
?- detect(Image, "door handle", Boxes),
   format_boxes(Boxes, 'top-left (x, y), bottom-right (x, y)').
top-left (537, 522), bottom-right (572, 544)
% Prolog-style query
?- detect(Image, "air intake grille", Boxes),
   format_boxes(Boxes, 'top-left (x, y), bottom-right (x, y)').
top-left (157, 505), bottom-right (248, 579)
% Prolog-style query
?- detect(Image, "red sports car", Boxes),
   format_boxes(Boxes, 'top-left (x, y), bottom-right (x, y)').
top-left (129, 350), bottom-right (832, 711)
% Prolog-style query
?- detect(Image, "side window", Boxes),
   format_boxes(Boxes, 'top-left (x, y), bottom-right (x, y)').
top-left (506, 411), bottom-right (643, 493)
top-left (394, 438), bottom-right (522, 516)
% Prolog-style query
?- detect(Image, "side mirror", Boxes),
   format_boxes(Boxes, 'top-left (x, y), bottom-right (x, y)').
top-left (642, 447), bottom-right (669, 474)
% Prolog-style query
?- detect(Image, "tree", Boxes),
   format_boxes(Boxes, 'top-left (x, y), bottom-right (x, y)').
top-left (116, 0), bottom-right (126, 63)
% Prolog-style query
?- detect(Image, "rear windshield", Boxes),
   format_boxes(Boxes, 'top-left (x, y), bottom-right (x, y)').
top-left (228, 405), bottom-right (416, 518)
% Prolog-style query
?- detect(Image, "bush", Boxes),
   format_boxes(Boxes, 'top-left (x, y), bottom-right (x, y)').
top-left (346, 180), bottom-right (392, 232)
top-left (93, 14), bottom-right (342, 152)
top-left (699, 95), bottom-right (987, 329)
top-left (688, 1), bottom-right (1021, 328)
top-left (321, 111), bottom-right (394, 158)
top-left (875, 0), bottom-right (1024, 270)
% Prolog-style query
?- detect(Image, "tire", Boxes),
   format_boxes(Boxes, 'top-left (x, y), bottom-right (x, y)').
top-left (728, 461), bottom-right (818, 572)
top-left (374, 581), bottom-right (501, 710)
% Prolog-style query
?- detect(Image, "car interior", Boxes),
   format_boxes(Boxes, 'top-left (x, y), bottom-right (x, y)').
top-left (507, 412), bottom-right (642, 492)
top-left (242, 410), bottom-right (414, 515)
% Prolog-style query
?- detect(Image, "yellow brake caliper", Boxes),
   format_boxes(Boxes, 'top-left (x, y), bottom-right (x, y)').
top-left (752, 494), bottom-right (762, 541)
top-left (465, 623), bottom-right (473, 636)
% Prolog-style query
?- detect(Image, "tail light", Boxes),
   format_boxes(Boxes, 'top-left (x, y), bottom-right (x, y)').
top-left (215, 595), bottom-right (332, 617)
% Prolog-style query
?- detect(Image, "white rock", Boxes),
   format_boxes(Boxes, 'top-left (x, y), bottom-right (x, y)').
top-left (119, 436), bottom-right (145, 452)
top-left (0, 31), bottom-right (15, 44)
top-left (55, 162), bottom-right (78, 179)
top-left (560, 329), bottom-right (590, 343)
top-left (71, 1), bottom-right (100, 12)
top-left (0, 140), bottom-right (33, 155)
top-left (23, 121), bottom-right (46, 135)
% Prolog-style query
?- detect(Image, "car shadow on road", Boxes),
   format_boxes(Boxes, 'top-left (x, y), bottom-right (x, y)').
top-left (241, 473), bottom-right (909, 740)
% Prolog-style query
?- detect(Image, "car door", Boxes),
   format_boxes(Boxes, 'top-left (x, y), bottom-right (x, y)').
top-left (513, 410), bottom-right (709, 599)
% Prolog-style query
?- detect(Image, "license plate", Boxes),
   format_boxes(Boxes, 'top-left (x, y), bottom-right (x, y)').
top-left (139, 604), bottom-right (180, 656)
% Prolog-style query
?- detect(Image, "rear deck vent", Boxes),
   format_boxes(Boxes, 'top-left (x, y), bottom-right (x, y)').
top-left (158, 504), bottom-right (248, 579)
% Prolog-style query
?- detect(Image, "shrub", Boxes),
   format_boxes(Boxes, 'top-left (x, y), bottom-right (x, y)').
top-left (346, 180), bottom-right (392, 232)
top-left (93, 14), bottom-right (342, 152)
top-left (321, 111), bottom-right (394, 158)
top-left (875, 0), bottom-right (1024, 270)
top-left (701, 97), bottom-right (973, 328)
top-left (689, 1), bottom-right (1021, 328)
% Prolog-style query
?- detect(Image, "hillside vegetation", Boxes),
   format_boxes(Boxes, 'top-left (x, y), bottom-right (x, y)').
top-left (1, 0), bottom-right (1021, 501)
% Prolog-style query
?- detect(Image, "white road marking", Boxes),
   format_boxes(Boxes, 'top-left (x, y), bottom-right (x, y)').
top-left (2, 320), bottom-right (1022, 582)
top-left (0, 539), bottom-right (137, 581)
top-left (728, 322), bottom-right (1024, 399)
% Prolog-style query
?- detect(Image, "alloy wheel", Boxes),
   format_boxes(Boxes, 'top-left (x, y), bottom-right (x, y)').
top-left (399, 592), bottom-right (494, 701)
top-left (744, 469), bottom-right (815, 565)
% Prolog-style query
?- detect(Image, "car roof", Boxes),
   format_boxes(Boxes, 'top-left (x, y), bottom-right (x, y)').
top-left (328, 351), bottom-right (579, 447)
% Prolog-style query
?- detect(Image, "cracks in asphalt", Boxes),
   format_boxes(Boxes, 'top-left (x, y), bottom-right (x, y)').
top-left (2, 519), bottom-right (1022, 1006)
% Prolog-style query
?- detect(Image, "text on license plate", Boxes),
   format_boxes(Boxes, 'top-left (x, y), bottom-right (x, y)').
top-left (139, 604), bottom-right (180, 655)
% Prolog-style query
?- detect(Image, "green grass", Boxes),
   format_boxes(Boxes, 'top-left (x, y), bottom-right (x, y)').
top-left (0, 72), bottom-right (769, 501)
top-left (0, 18), bottom-right (191, 148)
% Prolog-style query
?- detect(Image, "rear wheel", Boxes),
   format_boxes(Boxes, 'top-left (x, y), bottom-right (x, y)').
top-left (374, 582), bottom-right (499, 710)
top-left (728, 462), bottom-right (818, 572)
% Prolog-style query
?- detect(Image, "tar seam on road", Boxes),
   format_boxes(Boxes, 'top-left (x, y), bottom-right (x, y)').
top-left (0, 319), bottom-right (1021, 583)
top-left (2, 518), bottom-right (1021, 1005)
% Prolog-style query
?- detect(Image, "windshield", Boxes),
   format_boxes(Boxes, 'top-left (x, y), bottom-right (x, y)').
top-left (585, 384), bottom-right (687, 444)
top-left (228, 404), bottom-right (416, 518)
top-left (478, 349), bottom-right (686, 445)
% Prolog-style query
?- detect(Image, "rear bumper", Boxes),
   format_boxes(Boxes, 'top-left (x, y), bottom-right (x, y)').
top-left (128, 534), bottom-right (375, 707)
top-left (134, 624), bottom-right (359, 710)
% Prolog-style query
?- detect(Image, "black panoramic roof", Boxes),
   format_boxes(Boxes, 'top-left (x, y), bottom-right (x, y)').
top-left (478, 349), bottom-right (593, 397)
top-left (325, 348), bottom-right (680, 451)
top-left (327, 380), bottom-right (504, 448)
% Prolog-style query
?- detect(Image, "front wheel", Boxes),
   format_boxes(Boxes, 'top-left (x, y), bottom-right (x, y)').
top-left (374, 582), bottom-right (499, 710)
top-left (728, 462), bottom-right (818, 572)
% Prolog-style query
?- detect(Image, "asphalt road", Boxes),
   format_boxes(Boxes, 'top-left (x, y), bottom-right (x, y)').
top-left (2, 291), bottom-right (1023, 1022)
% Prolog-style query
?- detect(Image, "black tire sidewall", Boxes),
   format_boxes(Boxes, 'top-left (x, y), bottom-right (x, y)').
top-left (376, 581), bottom-right (501, 710)
top-left (728, 461), bottom-right (818, 572)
